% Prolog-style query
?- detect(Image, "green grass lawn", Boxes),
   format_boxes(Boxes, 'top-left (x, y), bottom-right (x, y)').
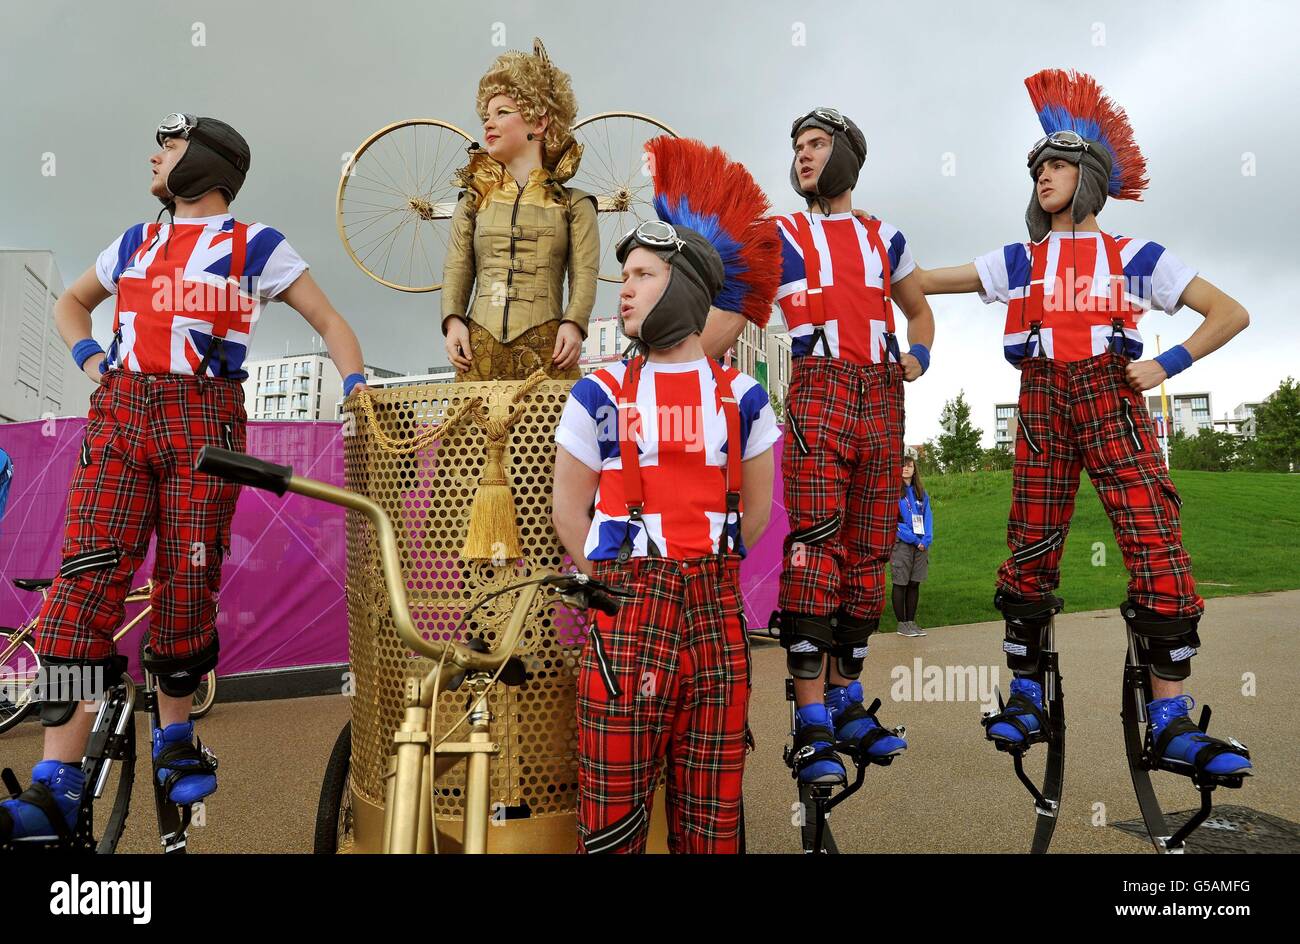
top-left (893, 470), bottom-right (1300, 632)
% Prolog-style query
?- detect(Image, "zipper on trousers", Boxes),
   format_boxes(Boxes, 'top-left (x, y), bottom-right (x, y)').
top-left (1121, 399), bottom-right (1144, 452)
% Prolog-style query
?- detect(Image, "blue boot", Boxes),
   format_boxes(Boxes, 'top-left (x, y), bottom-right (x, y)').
top-left (1148, 695), bottom-right (1252, 777)
top-left (792, 704), bottom-right (846, 784)
top-left (985, 677), bottom-right (1045, 746)
top-left (153, 722), bottom-right (218, 805)
top-left (826, 682), bottom-right (907, 758)
top-left (0, 760), bottom-right (84, 842)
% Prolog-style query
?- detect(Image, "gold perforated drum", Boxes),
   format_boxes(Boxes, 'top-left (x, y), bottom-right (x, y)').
top-left (342, 378), bottom-right (584, 852)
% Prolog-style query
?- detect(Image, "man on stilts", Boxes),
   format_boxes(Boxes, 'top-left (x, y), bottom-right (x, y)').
top-left (772, 108), bottom-right (936, 786)
top-left (915, 70), bottom-right (1253, 787)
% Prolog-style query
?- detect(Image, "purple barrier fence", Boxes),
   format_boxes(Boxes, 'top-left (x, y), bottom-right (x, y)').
top-left (0, 419), bottom-right (348, 678)
top-left (0, 418), bottom-right (791, 678)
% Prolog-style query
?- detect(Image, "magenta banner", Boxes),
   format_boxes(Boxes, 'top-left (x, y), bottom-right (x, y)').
top-left (0, 418), bottom-right (349, 678)
top-left (0, 418), bottom-right (790, 678)
top-left (739, 444), bottom-right (788, 633)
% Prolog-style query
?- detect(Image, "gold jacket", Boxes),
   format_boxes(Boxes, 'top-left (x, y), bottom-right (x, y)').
top-left (441, 140), bottom-right (600, 344)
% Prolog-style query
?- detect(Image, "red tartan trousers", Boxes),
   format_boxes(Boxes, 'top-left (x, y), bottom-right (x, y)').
top-left (778, 357), bottom-right (905, 619)
top-left (577, 556), bottom-right (751, 854)
top-left (997, 351), bottom-right (1203, 619)
top-left (34, 371), bottom-right (246, 663)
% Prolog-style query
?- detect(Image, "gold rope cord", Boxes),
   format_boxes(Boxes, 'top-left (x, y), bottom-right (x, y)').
top-left (469, 367), bottom-right (552, 439)
top-left (351, 387), bottom-right (481, 455)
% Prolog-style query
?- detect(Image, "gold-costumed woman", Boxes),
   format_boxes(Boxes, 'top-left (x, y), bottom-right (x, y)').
top-left (441, 39), bottom-right (598, 382)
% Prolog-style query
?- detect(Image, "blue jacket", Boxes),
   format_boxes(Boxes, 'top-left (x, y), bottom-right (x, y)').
top-left (896, 485), bottom-right (932, 546)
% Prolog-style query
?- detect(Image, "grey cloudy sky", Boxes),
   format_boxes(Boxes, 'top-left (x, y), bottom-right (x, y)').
top-left (2, 0), bottom-right (1295, 444)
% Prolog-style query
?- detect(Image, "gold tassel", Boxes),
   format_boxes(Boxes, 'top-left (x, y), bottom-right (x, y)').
top-left (460, 370), bottom-right (550, 561)
top-left (462, 437), bottom-right (521, 560)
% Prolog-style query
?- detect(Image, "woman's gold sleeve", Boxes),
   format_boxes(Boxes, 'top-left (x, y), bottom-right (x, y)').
top-left (561, 191), bottom-right (600, 339)
top-left (440, 191), bottom-right (477, 334)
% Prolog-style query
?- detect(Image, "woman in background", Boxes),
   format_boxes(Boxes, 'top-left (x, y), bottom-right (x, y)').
top-left (892, 454), bottom-right (932, 637)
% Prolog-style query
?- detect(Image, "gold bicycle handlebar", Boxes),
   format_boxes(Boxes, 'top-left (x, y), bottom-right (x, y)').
top-left (194, 446), bottom-right (551, 674)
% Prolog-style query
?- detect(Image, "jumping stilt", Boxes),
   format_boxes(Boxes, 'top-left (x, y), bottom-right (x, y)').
top-left (783, 677), bottom-right (903, 854)
top-left (982, 613), bottom-right (1065, 854)
top-left (1121, 625), bottom-right (1250, 854)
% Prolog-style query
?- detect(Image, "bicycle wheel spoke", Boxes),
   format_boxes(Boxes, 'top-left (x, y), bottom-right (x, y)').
top-left (425, 148), bottom-right (465, 206)
top-left (414, 217), bottom-right (436, 282)
top-left (366, 144), bottom-right (413, 201)
top-left (386, 130), bottom-right (420, 197)
top-left (353, 213), bottom-right (410, 259)
top-left (412, 123), bottom-right (424, 197)
top-left (346, 169), bottom-right (408, 201)
top-left (342, 196), bottom-right (409, 213)
top-left (404, 212), bottom-right (421, 285)
top-left (379, 215), bottom-right (415, 280)
top-left (588, 122), bottom-right (625, 191)
top-left (345, 208), bottom-right (408, 244)
top-left (343, 179), bottom-right (411, 203)
top-left (420, 128), bottom-right (452, 200)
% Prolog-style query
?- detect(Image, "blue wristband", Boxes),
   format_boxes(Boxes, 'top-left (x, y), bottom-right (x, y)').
top-left (1154, 344), bottom-right (1193, 380)
top-left (72, 338), bottom-right (105, 371)
top-left (343, 373), bottom-right (367, 396)
top-left (908, 343), bottom-right (931, 375)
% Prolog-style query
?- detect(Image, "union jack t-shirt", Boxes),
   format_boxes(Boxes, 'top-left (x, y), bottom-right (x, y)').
top-left (773, 211), bottom-right (916, 364)
top-left (94, 213), bottom-right (308, 380)
top-left (974, 231), bottom-right (1197, 365)
top-left (555, 358), bottom-right (781, 561)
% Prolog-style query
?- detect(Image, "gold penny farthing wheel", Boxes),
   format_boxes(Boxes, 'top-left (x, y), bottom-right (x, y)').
top-left (337, 118), bottom-right (475, 293)
top-left (570, 112), bottom-right (679, 283)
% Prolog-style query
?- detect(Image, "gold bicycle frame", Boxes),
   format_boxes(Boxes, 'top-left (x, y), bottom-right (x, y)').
top-left (280, 472), bottom-right (552, 854)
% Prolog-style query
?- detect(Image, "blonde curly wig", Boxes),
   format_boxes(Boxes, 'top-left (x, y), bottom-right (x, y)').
top-left (475, 38), bottom-right (578, 167)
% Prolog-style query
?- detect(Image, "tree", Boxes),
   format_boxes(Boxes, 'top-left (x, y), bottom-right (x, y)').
top-left (1169, 428), bottom-right (1240, 471)
top-left (936, 391), bottom-right (983, 473)
top-left (978, 446), bottom-right (1015, 471)
top-left (1251, 377), bottom-right (1300, 472)
top-left (915, 440), bottom-right (943, 476)
top-left (769, 389), bottom-right (784, 423)
top-left (1232, 435), bottom-right (1258, 471)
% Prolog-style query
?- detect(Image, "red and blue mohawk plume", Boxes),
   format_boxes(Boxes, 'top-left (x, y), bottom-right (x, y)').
top-left (1025, 68), bottom-right (1149, 200)
top-left (644, 136), bottom-right (780, 328)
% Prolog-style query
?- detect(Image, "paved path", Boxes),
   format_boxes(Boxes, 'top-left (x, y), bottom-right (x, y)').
top-left (3, 591), bottom-right (1292, 853)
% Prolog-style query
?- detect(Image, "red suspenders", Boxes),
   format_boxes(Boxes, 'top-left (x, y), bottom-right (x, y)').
top-left (196, 221), bottom-right (249, 378)
top-left (614, 357), bottom-right (744, 562)
top-left (1099, 232), bottom-right (1133, 353)
top-left (789, 211), bottom-right (896, 360)
top-left (109, 220), bottom-right (250, 377)
top-left (1015, 231), bottom-right (1134, 359)
top-left (110, 222), bottom-right (165, 354)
